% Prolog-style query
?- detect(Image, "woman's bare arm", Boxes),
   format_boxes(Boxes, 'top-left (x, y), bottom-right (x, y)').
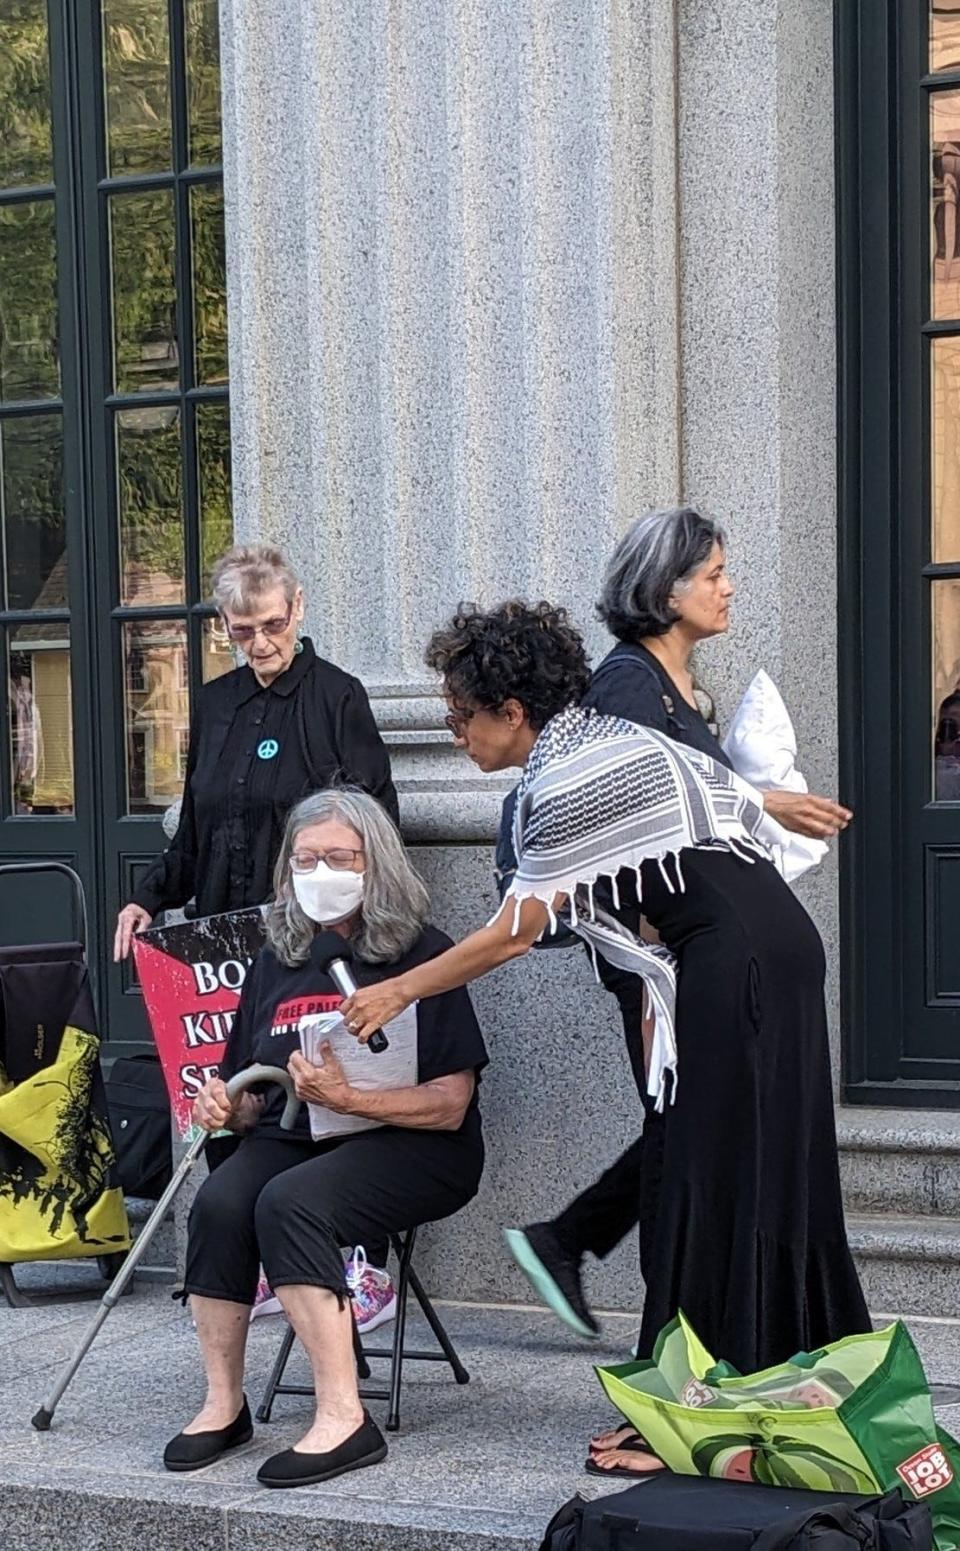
top-left (340, 893), bottom-right (557, 1042)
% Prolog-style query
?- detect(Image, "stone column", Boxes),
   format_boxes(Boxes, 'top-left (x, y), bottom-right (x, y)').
top-left (217, 0), bottom-right (839, 1304)
top-left (676, 0), bottom-right (842, 1072)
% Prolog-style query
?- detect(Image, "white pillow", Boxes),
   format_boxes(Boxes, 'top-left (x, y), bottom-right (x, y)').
top-left (721, 670), bottom-right (828, 883)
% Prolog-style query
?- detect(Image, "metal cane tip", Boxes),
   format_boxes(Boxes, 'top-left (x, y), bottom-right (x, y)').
top-left (31, 1407), bottom-right (53, 1431)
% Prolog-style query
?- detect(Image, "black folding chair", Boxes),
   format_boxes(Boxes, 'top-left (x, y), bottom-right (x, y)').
top-left (255, 1226), bottom-right (469, 1432)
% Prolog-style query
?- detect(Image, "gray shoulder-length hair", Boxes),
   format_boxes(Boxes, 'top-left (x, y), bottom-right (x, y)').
top-left (597, 506), bottom-right (726, 644)
top-left (210, 543), bottom-right (301, 615)
top-left (265, 789), bottom-right (429, 968)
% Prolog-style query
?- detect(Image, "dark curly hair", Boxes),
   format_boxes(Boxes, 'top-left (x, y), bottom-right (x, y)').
top-left (425, 601), bottom-right (591, 732)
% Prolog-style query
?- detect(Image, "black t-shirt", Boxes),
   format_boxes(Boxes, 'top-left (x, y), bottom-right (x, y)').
top-left (219, 924), bottom-right (488, 1143)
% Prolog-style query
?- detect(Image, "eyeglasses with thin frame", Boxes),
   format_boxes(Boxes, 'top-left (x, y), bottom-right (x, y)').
top-left (223, 602), bottom-right (294, 644)
top-left (289, 847), bottom-right (365, 874)
top-left (443, 708), bottom-right (475, 737)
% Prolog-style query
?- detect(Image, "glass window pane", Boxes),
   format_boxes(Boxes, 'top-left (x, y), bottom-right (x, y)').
top-left (123, 619), bottom-right (188, 813)
top-left (932, 4), bottom-right (960, 72)
top-left (196, 399), bottom-right (232, 590)
top-left (9, 623), bottom-right (74, 815)
top-left (1, 413), bottom-right (66, 609)
top-left (101, 0), bottom-right (172, 176)
top-left (0, 0), bottom-right (53, 189)
top-left (109, 188), bottom-right (178, 393)
top-left (931, 95), bottom-right (960, 322)
top-left (202, 614), bottom-right (234, 681)
top-left (186, 0), bottom-right (222, 166)
top-left (116, 405), bottom-right (184, 605)
top-left (932, 338), bottom-right (960, 562)
top-left (0, 199), bottom-right (60, 400)
top-left (190, 184), bottom-right (227, 384)
top-left (934, 580), bottom-right (960, 800)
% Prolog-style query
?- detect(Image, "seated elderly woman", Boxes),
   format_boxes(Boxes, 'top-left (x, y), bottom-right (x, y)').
top-left (163, 789), bottom-right (487, 1489)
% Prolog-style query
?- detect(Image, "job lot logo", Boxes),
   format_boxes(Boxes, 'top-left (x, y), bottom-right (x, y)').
top-left (897, 1443), bottom-right (955, 1498)
top-left (681, 1379), bottom-right (718, 1409)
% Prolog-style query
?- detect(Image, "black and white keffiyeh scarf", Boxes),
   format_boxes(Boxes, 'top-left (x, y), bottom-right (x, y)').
top-left (505, 706), bottom-right (774, 1109)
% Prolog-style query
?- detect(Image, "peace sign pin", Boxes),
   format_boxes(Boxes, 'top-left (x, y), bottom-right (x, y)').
top-left (257, 739), bottom-right (279, 760)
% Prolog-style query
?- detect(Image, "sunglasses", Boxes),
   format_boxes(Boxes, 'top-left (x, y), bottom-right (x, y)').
top-left (223, 602), bottom-right (293, 644)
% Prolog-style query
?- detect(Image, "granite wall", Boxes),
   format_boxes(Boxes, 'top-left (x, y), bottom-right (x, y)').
top-left (216, 0), bottom-right (839, 1308)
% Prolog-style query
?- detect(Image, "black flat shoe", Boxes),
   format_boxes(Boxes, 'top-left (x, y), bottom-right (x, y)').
top-left (163, 1398), bottom-right (253, 1472)
top-left (256, 1410), bottom-right (387, 1488)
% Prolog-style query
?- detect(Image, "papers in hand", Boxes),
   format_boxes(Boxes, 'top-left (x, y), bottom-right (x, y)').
top-left (298, 1004), bottom-right (418, 1141)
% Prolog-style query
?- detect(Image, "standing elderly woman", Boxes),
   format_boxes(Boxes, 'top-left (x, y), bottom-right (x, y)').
top-left (113, 544), bottom-right (400, 1325)
top-left (341, 602), bottom-right (870, 1408)
top-left (505, 509), bottom-right (856, 1371)
top-left (114, 545), bottom-right (397, 953)
top-left (165, 789), bottom-right (487, 1487)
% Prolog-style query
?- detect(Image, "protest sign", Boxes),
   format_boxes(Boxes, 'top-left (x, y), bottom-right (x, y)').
top-left (132, 908), bottom-right (266, 1138)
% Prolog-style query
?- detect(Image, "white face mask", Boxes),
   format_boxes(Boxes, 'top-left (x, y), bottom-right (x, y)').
top-left (291, 862), bottom-right (365, 924)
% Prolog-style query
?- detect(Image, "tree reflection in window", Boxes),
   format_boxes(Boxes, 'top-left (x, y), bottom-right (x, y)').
top-left (0, 0), bottom-right (54, 188)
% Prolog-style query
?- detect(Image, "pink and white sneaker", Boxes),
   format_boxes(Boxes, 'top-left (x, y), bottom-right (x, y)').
top-left (249, 1269), bottom-right (284, 1321)
top-left (346, 1246), bottom-right (397, 1334)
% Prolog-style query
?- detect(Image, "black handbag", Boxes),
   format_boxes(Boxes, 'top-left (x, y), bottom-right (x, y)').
top-left (538, 1478), bottom-right (931, 1551)
top-left (106, 1053), bottom-right (173, 1200)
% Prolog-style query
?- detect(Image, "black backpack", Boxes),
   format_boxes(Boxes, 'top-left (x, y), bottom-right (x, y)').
top-left (538, 1478), bottom-right (931, 1551)
top-left (106, 1053), bottom-right (173, 1200)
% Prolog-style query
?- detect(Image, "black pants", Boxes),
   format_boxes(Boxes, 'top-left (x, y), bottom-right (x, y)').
top-left (184, 1123), bottom-right (483, 1305)
top-left (550, 975), bottom-right (664, 1277)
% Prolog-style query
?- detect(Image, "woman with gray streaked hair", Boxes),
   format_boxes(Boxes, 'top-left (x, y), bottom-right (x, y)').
top-left (164, 788), bottom-right (487, 1487)
top-left (114, 543), bottom-right (398, 959)
top-left (500, 510), bottom-right (858, 1475)
top-left (590, 506), bottom-right (851, 833)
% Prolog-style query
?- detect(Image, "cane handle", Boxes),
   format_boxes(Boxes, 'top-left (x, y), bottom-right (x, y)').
top-left (225, 1063), bottom-right (301, 1131)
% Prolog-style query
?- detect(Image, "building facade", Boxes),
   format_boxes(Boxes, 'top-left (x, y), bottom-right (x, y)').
top-left (1, 1), bottom-right (957, 1307)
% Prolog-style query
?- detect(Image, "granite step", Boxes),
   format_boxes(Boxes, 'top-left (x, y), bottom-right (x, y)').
top-left (839, 1107), bottom-right (960, 1217)
top-left (848, 1211), bottom-right (960, 1317)
top-left (4, 1289), bottom-right (960, 1551)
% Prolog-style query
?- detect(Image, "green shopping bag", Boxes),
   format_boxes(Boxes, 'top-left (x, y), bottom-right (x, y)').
top-left (596, 1314), bottom-right (960, 1551)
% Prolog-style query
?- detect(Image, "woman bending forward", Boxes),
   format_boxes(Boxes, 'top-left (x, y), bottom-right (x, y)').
top-left (342, 601), bottom-right (870, 1377)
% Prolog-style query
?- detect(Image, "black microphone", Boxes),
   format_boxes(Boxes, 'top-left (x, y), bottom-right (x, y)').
top-left (310, 931), bottom-right (389, 1054)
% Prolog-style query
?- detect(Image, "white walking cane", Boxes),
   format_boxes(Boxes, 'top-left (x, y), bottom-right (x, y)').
top-left (31, 1063), bottom-right (301, 1431)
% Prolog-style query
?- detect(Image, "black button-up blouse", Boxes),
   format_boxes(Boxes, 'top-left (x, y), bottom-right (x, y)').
top-left (131, 639), bottom-right (398, 920)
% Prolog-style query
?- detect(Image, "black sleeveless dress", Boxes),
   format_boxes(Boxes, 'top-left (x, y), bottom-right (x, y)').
top-left (582, 643), bottom-right (868, 1369)
top-left (631, 845), bottom-right (870, 1372)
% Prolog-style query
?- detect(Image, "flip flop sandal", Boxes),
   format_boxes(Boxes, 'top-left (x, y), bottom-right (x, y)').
top-left (583, 1447), bottom-right (666, 1480)
top-left (590, 1423), bottom-right (652, 1454)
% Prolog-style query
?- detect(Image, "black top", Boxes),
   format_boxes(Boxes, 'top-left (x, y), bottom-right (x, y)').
top-left (583, 641), bottom-right (732, 767)
top-left (219, 924), bottom-right (489, 1142)
top-left (132, 639), bottom-right (399, 919)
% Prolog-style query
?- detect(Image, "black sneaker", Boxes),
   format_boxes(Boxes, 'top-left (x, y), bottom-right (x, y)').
top-left (502, 1222), bottom-right (600, 1338)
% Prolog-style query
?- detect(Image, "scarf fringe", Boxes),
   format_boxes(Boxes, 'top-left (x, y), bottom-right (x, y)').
top-left (503, 837), bottom-right (756, 935)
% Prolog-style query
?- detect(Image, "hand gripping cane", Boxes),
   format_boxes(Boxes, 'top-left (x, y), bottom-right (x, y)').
top-left (31, 1064), bottom-right (301, 1431)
